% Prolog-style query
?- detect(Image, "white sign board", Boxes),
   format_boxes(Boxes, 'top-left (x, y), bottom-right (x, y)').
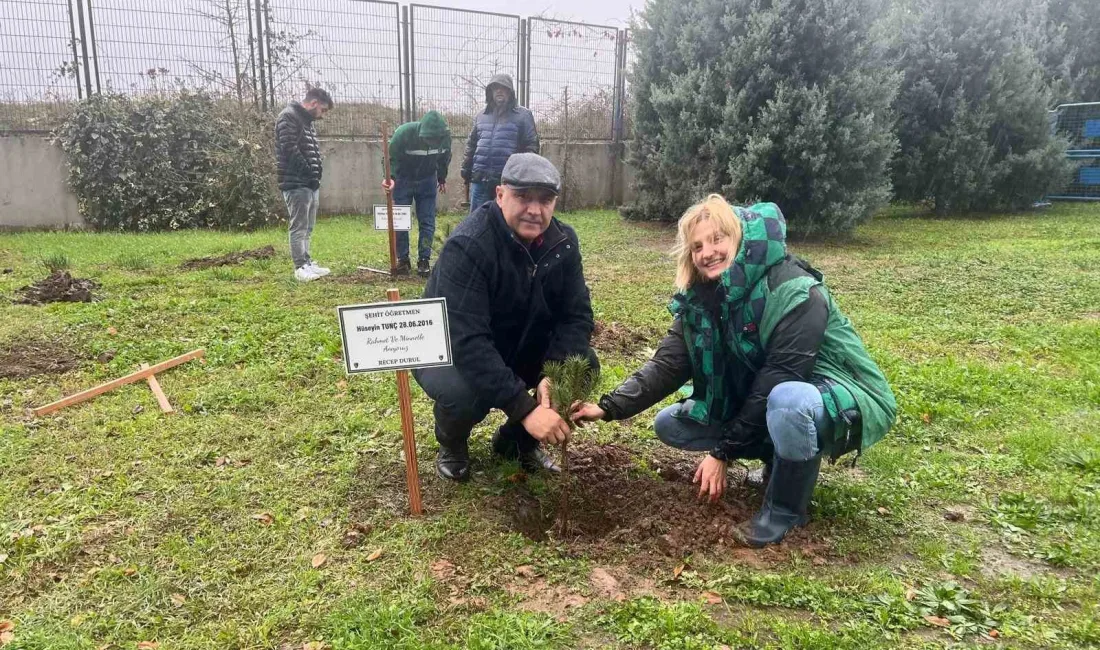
top-left (374, 204), bottom-right (412, 231)
top-left (337, 298), bottom-right (452, 373)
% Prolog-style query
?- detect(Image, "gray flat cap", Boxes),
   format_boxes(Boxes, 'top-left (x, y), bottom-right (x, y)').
top-left (501, 153), bottom-right (561, 195)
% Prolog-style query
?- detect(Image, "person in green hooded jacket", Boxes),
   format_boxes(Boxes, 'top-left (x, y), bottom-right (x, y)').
top-left (572, 194), bottom-right (896, 546)
top-left (382, 110), bottom-right (451, 277)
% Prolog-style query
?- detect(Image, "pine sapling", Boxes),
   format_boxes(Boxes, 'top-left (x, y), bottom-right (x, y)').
top-left (541, 354), bottom-right (599, 533)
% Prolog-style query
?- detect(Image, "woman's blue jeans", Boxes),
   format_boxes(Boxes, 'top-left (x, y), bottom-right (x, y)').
top-left (653, 381), bottom-right (833, 462)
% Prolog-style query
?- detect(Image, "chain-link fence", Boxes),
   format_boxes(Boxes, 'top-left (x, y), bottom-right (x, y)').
top-left (0, 0), bottom-right (84, 132)
top-left (0, 0), bottom-right (631, 140)
top-left (1049, 102), bottom-right (1100, 201)
top-left (408, 4), bottom-right (519, 138)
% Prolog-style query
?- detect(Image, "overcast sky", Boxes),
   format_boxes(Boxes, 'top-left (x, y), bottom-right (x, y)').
top-left (440, 0), bottom-right (640, 27)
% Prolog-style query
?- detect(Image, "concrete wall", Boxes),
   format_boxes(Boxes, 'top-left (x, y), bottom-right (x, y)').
top-left (0, 135), bottom-right (635, 230)
top-left (0, 136), bottom-right (84, 230)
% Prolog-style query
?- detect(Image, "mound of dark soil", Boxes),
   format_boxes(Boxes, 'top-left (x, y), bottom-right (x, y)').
top-left (180, 245), bottom-right (276, 270)
top-left (505, 443), bottom-right (760, 556)
top-left (0, 341), bottom-right (80, 379)
top-left (591, 320), bottom-right (654, 356)
top-left (16, 271), bottom-right (99, 305)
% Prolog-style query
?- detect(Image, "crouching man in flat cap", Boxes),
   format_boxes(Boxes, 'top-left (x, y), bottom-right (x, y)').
top-left (414, 153), bottom-right (598, 481)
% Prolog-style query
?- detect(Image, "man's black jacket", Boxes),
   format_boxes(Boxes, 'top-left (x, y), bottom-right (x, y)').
top-left (275, 102), bottom-right (322, 191)
top-left (422, 200), bottom-right (594, 422)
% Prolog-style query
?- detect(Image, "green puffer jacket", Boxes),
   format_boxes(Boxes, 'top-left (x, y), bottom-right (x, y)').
top-left (388, 110), bottom-right (452, 182)
top-left (672, 202), bottom-right (897, 458)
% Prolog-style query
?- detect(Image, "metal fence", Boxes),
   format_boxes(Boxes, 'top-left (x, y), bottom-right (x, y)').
top-left (526, 18), bottom-right (620, 141)
top-left (0, 0), bottom-right (633, 140)
top-left (0, 0), bottom-right (84, 132)
top-left (265, 0), bottom-right (402, 138)
top-left (1049, 102), bottom-right (1100, 201)
top-left (408, 5), bottom-right (520, 138)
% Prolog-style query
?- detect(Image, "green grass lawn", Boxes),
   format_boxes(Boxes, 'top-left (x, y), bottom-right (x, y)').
top-left (1, 203), bottom-right (1099, 649)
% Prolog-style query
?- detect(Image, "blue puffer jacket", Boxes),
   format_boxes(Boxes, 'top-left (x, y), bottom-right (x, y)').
top-left (461, 74), bottom-right (540, 184)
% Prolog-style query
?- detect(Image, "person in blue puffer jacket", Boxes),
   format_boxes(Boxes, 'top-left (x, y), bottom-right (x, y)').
top-left (461, 73), bottom-right (540, 213)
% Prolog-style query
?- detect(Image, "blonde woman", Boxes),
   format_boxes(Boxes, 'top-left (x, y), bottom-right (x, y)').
top-left (572, 195), bottom-right (896, 546)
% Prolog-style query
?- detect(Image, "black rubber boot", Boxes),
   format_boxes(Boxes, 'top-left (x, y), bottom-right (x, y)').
top-left (743, 454), bottom-right (822, 547)
top-left (394, 259), bottom-right (411, 276)
top-left (492, 425), bottom-right (560, 473)
top-left (417, 258), bottom-right (431, 277)
top-left (435, 437), bottom-right (470, 482)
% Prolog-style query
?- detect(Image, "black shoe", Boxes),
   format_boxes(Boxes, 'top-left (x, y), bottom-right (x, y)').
top-left (742, 454), bottom-right (822, 547)
top-left (417, 259), bottom-right (431, 277)
top-left (435, 441), bottom-right (470, 482)
top-left (394, 259), bottom-right (411, 276)
top-left (491, 427), bottom-right (561, 474)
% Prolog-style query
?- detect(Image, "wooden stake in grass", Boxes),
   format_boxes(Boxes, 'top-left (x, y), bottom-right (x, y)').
top-left (542, 355), bottom-right (599, 534)
top-left (32, 349), bottom-right (204, 417)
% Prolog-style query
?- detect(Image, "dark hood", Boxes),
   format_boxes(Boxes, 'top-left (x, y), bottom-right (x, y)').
top-left (484, 73), bottom-right (517, 113)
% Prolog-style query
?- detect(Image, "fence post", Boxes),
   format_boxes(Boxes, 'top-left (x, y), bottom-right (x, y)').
top-left (254, 0), bottom-right (267, 110)
top-left (77, 0), bottom-right (97, 96)
top-left (518, 19), bottom-right (526, 107)
top-left (402, 5), bottom-right (412, 123)
top-left (65, 0), bottom-right (84, 99)
top-left (408, 6), bottom-right (417, 120)
top-left (612, 29), bottom-right (623, 144)
top-left (524, 19), bottom-right (532, 106)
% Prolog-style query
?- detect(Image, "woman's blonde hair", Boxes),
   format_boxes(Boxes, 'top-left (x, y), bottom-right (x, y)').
top-left (672, 194), bottom-right (743, 291)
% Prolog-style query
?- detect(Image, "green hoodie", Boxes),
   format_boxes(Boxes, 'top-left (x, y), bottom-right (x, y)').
top-left (388, 110), bottom-right (452, 182)
top-left (671, 202), bottom-right (897, 458)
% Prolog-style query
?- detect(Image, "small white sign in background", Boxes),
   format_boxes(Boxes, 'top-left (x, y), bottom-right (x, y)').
top-left (338, 298), bottom-right (452, 373)
top-left (374, 204), bottom-right (412, 231)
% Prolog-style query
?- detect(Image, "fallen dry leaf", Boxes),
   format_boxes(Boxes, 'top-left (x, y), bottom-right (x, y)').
top-left (366, 548), bottom-right (383, 562)
top-left (170, 593), bottom-right (187, 607)
top-left (0, 631), bottom-right (13, 647)
top-left (702, 591), bottom-right (723, 605)
top-left (107, 327), bottom-right (118, 336)
top-left (673, 563), bottom-right (686, 580)
top-left (302, 641), bottom-right (327, 650)
top-left (988, 629), bottom-right (1000, 639)
top-left (924, 615), bottom-right (950, 627)
top-left (251, 512), bottom-right (274, 526)
top-left (123, 567), bottom-right (137, 577)
top-left (905, 588), bottom-right (917, 602)
top-left (431, 559), bottom-right (457, 580)
top-left (877, 507), bottom-right (891, 516)
top-left (136, 642), bottom-right (159, 650)
top-left (311, 553), bottom-right (328, 569)
top-left (215, 456), bottom-right (228, 467)
top-left (591, 568), bottom-right (623, 600)
top-left (0, 621), bottom-right (13, 634)
top-left (0, 554), bottom-right (7, 564)
top-left (921, 412), bottom-right (932, 424)
top-left (515, 564), bottom-right (537, 578)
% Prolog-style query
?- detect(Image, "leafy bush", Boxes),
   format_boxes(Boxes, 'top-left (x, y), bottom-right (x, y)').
top-left (623, 0), bottom-right (899, 235)
top-left (56, 92), bottom-right (281, 231)
top-left (887, 0), bottom-right (1073, 213)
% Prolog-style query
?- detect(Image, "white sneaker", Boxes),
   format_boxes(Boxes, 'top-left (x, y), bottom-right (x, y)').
top-left (294, 266), bottom-right (321, 282)
top-left (307, 261), bottom-right (330, 277)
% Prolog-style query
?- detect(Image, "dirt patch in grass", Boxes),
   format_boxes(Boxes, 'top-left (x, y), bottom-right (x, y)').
top-left (500, 443), bottom-right (821, 560)
top-left (349, 442), bottom-right (823, 563)
top-left (591, 320), bottom-right (655, 356)
top-left (0, 340), bottom-right (80, 379)
top-left (180, 245), bottom-right (276, 270)
top-left (980, 547), bottom-right (1050, 580)
top-left (15, 271), bottom-right (99, 305)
